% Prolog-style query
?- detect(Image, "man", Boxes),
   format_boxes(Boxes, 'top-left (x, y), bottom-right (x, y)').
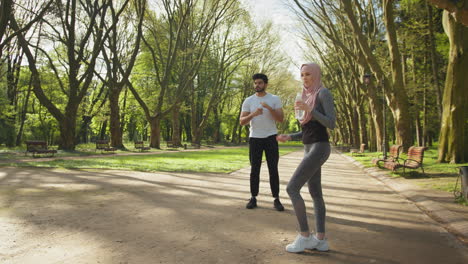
top-left (240, 73), bottom-right (285, 211)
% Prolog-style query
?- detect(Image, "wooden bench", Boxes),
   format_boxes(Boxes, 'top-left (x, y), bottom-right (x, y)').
top-left (350, 144), bottom-right (366, 156)
top-left (184, 143), bottom-right (201, 149)
top-left (395, 146), bottom-right (427, 175)
top-left (205, 140), bottom-right (216, 148)
top-left (380, 146), bottom-right (426, 176)
top-left (95, 140), bottom-right (117, 153)
top-left (166, 141), bottom-right (175, 148)
top-left (134, 141), bottom-right (150, 152)
top-left (372, 145), bottom-right (402, 167)
top-left (25, 140), bottom-right (57, 157)
top-left (166, 141), bottom-right (183, 148)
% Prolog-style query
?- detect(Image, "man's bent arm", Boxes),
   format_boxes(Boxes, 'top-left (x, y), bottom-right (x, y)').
top-left (270, 108), bottom-right (284, 123)
top-left (240, 111), bottom-right (254, 126)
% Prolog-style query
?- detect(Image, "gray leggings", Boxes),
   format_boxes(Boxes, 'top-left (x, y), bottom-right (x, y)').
top-left (286, 142), bottom-right (331, 233)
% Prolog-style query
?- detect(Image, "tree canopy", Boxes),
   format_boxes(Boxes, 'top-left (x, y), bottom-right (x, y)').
top-left (1, 0), bottom-right (467, 163)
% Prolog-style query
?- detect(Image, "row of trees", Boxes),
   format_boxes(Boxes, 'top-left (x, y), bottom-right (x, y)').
top-left (290, 0), bottom-right (467, 163)
top-left (0, 0), bottom-right (298, 151)
top-left (1, 0), bottom-right (467, 163)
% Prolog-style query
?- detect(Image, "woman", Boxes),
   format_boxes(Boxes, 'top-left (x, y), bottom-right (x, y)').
top-left (277, 63), bottom-right (336, 253)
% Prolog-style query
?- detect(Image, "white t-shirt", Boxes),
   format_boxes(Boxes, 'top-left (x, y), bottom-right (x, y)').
top-left (241, 93), bottom-right (282, 138)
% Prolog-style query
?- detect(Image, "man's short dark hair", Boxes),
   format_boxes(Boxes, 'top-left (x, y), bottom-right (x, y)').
top-left (252, 73), bottom-right (268, 84)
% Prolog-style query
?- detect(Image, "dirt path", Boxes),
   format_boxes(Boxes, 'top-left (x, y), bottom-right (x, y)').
top-left (1, 151), bottom-right (467, 263)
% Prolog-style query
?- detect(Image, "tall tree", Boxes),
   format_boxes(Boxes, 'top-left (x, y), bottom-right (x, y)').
top-left (437, 10), bottom-right (468, 163)
top-left (102, 0), bottom-right (146, 149)
top-left (381, 0), bottom-right (412, 150)
top-left (132, 0), bottom-right (236, 148)
top-left (0, 0), bottom-right (54, 53)
top-left (338, 0), bottom-right (413, 150)
top-left (11, 0), bottom-right (116, 150)
top-left (190, 6), bottom-right (254, 144)
top-left (424, 0), bottom-right (468, 162)
top-left (292, 0), bottom-right (385, 150)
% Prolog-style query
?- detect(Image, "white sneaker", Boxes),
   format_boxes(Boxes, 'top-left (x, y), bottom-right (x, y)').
top-left (311, 236), bottom-right (329, 252)
top-left (285, 234), bottom-right (318, 253)
top-left (285, 235), bottom-right (330, 253)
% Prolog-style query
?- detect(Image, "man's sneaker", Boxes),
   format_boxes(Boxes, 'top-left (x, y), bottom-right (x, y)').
top-left (285, 234), bottom-right (329, 253)
top-left (246, 197), bottom-right (257, 209)
top-left (274, 198), bottom-right (284, 211)
top-left (285, 234), bottom-right (317, 253)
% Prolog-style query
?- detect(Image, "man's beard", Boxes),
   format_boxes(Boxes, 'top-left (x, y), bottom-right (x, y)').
top-left (255, 87), bottom-right (265, 93)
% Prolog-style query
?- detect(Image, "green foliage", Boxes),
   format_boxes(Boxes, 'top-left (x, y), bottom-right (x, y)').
top-left (23, 111), bottom-right (58, 143)
top-left (435, 32), bottom-right (450, 59)
top-left (0, 80), bottom-right (16, 146)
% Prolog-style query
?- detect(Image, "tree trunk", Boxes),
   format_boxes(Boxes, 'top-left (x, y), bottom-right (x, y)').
top-left (0, 0), bottom-right (13, 43)
top-left (149, 116), bottom-right (162, 149)
top-left (367, 82), bottom-right (384, 151)
top-left (382, 0), bottom-right (413, 151)
top-left (76, 115), bottom-right (92, 144)
top-left (16, 84), bottom-right (32, 146)
top-left (351, 107), bottom-right (360, 147)
top-left (368, 105), bottom-right (376, 151)
top-left (438, 11), bottom-right (468, 163)
top-left (171, 104), bottom-right (182, 146)
top-left (231, 114), bottom-right (240, 143)
top-left (427, 3), bottom-right (443, 118)
top-left (183, 112), bottom-right (192, 142)
top-left (120, 87), bottom-right (128, 137)
top-left (99, 120), bottom-right (108, 140)
top-left (59, 110), bottom-right (78, 150)
top-left (416, 112), bottom-right (422, 146)
top-left (358, 103), bottom-right (368, 148)
top-left (213, 106), bottom-right (221, 143)
top-left (109, 86), bottom-right (124, 148)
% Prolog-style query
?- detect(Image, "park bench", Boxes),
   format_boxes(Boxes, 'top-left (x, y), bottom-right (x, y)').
top-left (206, 140), bottom-right (216, 148)
top-left (184, 143), bottom-right (201, 149)
top-left (95, 140), bottom-right (116, 153)
top-left (134, 141), bottom-right (150, 152)
top-left (350, 144), bottom-right (366, 156)
top-left (166, 141), bottom-right (176, 148)
top-left (379, 146), bottom-right (427, 176)
top-left (372, 144), bottom-right (402, 168)
top-left (395, 146), bottom-right (427, 175)
top-left (25, 140), bottom-right (57, 157)
top-left (166, 141), bottom-right (184, 148)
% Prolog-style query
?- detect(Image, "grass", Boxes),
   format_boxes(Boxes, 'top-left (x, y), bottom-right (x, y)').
top-left (0, 143), bottom-right (302, 174)
top-left (0, 142), bottom-right (163, 159)
top-left (345, 145), bottom-right (468, 204)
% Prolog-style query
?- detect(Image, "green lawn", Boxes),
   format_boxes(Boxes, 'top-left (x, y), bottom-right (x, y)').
top-left (0, 144), bottom-right (302, 173)
top-left (0, 142), bottom-right (164, 159)
top-left (345, 145), bottom-right (468, 204)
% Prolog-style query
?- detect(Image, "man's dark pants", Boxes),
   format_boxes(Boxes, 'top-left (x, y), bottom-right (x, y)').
top-left (248, 135), bottom-right (280, 198)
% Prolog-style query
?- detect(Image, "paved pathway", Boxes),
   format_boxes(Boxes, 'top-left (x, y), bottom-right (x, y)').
top-left (0, 149), bottom-right (467, 263)
top-left (342, 153), bottom-right (468, 246)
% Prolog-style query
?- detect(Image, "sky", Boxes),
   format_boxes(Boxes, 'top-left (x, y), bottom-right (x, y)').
top-left (239, 0), bottom-right (306, 78)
